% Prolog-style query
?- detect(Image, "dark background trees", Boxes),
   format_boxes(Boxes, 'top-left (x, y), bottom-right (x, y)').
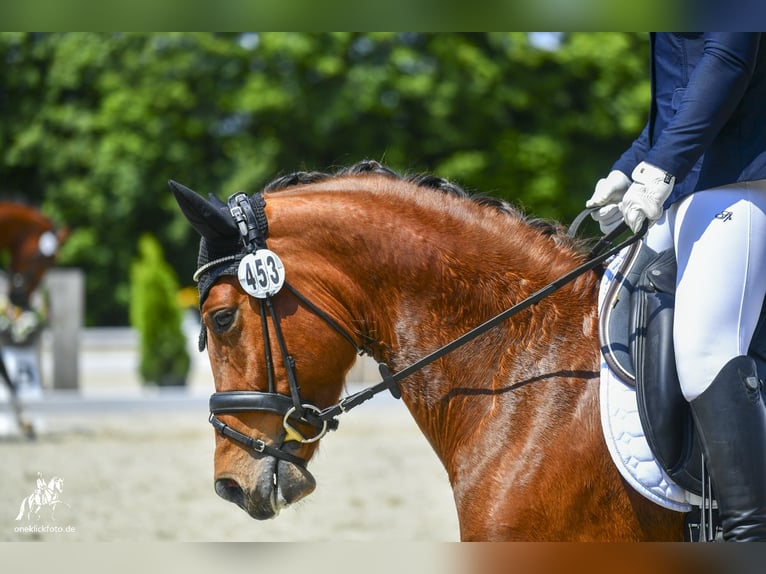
top-left (0, 32), bottom-right (649, 326)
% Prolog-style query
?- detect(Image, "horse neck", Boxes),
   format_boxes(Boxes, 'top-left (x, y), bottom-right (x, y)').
top-left (265, 185), bottom-right (677, 540)
top-left (268, 186), bottom-right (601, 442)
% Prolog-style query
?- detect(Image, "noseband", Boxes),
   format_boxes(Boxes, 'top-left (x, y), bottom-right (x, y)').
top-left (205, 193), bottom-right (647, 468)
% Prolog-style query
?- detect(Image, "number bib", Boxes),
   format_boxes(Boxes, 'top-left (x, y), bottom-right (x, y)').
top-left (237, 250), bottom-right (286, 298)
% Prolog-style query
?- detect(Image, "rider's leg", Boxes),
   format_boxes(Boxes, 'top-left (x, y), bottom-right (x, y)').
top-left (673, 182), bottom-right (766, 541)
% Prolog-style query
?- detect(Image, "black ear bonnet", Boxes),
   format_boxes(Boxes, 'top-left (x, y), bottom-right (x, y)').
top-left (169, 180), bottom-right (267, 350)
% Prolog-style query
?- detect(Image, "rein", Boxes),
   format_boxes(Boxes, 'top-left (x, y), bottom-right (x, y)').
top-left (316, 218), bottom-right (643, 421)
top-left (206, 194), bottom-right (646, 466)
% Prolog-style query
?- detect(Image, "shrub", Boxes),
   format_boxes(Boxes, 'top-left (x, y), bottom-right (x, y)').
top-left (129, 234), bottom-right (190, 386)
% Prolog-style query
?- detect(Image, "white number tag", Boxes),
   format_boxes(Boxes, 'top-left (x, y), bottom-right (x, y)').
top-left (237, 250), bottom-right (285, 298)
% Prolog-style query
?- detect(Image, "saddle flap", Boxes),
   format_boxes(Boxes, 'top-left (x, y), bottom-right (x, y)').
top-left (631, 251), bottom-right (703, 495)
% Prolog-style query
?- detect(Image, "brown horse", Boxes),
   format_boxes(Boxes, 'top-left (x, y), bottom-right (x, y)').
top-left (0, 202), bottom-right (67, 309)
top-left (1, 201), bottom-right (67, 436)
top-left (171, 161), bottom-right (685, 541)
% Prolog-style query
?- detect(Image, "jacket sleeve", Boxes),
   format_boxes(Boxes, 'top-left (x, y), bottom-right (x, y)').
top-left (645, 33), bottom-right (761, 181)
top-left (612, 121), bottom-right (650, 177)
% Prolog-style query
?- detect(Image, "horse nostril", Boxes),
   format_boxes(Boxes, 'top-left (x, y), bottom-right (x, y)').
top-left (215, 478), bottom-right (245, 507)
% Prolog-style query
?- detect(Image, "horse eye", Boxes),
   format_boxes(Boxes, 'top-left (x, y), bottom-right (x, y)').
top-left (210, 308), bottom-right (237, 333)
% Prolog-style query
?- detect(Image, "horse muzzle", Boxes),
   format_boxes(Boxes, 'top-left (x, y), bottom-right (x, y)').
top-left (214, 458), bottom-right (316, 520)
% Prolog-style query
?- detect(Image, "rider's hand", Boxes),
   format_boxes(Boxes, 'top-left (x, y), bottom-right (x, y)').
top-left (619, 162), bottom-right (676, 233)
top-left (585, 170), bottom-right (631, 234)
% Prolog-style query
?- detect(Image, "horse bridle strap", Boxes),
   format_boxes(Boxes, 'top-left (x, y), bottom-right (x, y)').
top-left (229, 192), bottom-right (268, 251)
top-left (209, 391), bottom-right (339, 431)
top-left (206, 193), bottom-right (351, 464)
top-left (209, 413), bottom-right (307, 467)
top-left (211, 391), bottom-right (301, 416)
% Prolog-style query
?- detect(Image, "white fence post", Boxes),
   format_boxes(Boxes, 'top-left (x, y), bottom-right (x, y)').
top-left (45, 268), bottom-right (84, 391)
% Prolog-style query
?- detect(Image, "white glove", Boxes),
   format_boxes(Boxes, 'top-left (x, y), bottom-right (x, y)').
top-left (585, 170), bottom-right (631, 234)
top-left (619, 161), bottom-right (675, 233)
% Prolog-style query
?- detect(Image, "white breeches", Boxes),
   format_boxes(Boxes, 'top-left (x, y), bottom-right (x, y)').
top-left (644, 180), bottom-right (766, 401)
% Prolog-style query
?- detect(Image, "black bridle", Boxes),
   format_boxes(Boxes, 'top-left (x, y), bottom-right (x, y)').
top-left (207, 192), bottom-right (367, 467)
top-left (206, 193), bottom-right (645, 467)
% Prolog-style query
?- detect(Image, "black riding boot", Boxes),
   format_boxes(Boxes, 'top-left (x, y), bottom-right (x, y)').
top-left (690, 355), bottom-right (766, 541)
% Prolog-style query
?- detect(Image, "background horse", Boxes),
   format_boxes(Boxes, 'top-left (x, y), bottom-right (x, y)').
top-left (0, 202), bottom-right (67, 437)
top-left (0, 202), bottom-right (67, 309)
top-left (172, 161), bottom-right (686, 541)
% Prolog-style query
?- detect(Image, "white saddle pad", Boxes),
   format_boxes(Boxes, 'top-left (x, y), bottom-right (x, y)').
top-left (598, 248), bottom-right (699, 513)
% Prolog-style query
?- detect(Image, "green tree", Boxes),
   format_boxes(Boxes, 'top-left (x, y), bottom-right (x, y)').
top-left (129, 233), bottom-right (190, 387)
top-left (0, 32), bottom-right (649, 325)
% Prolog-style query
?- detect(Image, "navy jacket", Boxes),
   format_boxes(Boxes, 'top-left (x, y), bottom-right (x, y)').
top-left (613, 33), bottom-right (766, 206)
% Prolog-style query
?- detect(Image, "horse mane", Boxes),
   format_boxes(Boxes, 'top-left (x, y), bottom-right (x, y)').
top-left (262, 160), bottom-right (588, 254)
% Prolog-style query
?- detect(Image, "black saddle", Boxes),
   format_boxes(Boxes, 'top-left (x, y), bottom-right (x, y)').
top-left (600, 242), bottom-right (766, 496)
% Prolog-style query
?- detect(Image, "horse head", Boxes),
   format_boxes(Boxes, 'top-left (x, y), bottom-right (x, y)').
top-left (171, 180), bottom-right (360, 519)
top-left (10, 228), bottom-right (68, 308)
top-left (51, 476), bottom-right (64, 494)
top-left (0, 202), bottom-right (68, 308)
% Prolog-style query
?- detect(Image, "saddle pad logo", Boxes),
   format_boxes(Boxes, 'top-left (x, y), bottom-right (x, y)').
top-left (715, 210), bottom-right (733, 222)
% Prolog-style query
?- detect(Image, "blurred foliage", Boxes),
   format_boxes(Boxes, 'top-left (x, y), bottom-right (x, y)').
top-left (0, 32), bottom-right (649, 325)
top-left (0, 0), bottom-right (686, 31)
top-left (129, 233), bottom-right (190, 386)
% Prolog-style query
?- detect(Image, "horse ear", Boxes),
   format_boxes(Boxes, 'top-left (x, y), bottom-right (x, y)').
top-left (208, 193), bottom-right (227, 209)
top-left (168, 180), bottom-right (238, 240)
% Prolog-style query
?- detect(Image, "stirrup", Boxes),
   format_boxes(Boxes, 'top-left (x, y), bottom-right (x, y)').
top-left (686, 454), bottom-right (721, 542)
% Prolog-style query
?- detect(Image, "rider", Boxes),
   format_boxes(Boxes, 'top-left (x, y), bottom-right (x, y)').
top-left (36, 472), bottom-right (47, 495)
top-left (586, 33), bottom-right (766, 541)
